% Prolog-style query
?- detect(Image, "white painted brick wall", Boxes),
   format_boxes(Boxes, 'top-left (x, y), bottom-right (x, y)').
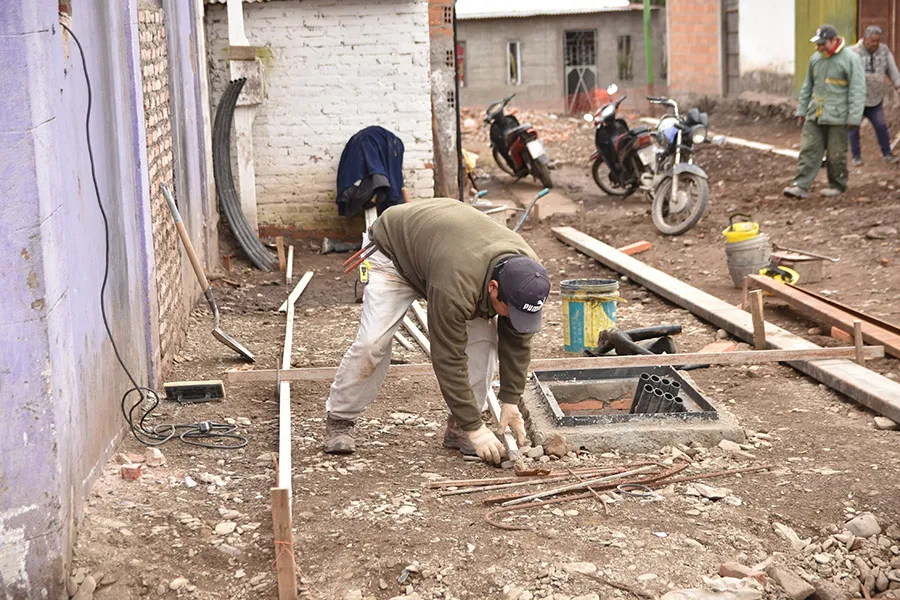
top-left (205, 0), bottom-right (434, 235)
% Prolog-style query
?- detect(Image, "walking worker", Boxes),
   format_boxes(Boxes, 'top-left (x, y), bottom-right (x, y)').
top-left (849, 25), bottom-right (900, 165)
top-left (784, 25), bottom-right (866, 199)
top-left (323, 198), bottom-right (551, 466)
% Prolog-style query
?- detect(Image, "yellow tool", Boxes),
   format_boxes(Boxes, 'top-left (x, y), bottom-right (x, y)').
top-left (358, 260), bottom-right (370, 285)
top-left (759, 263), bottom-right (800, 286)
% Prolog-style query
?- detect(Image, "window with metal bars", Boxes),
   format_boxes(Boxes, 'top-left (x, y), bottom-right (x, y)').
top-left (507, 41), bottom-right (521, 85)
top-left (565, 31), bottom-right (596, 67)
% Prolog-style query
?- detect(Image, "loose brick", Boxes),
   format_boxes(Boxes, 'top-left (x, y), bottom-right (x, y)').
top-left (120, 463), bottom-right (143, 481)
top-left (720, 561), bottom-right (767, 584)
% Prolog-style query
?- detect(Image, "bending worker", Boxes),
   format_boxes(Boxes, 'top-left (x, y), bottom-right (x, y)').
top-left (324, 198), bottom-right (551, 465)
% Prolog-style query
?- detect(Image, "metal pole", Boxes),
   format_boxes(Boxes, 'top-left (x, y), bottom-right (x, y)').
top-left (643, 0), bottom-right (654, 87)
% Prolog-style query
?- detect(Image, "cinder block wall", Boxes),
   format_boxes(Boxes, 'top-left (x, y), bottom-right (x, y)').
top-left (205, 0), bottom-right (435, 239)
top-left (667, 0), bottom-right (723, 97)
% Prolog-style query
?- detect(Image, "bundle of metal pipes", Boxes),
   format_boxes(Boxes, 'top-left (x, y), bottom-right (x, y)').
top-left (629, 373), bottom-right (686, 414)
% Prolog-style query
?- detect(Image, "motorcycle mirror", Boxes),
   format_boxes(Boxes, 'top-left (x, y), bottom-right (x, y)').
top-left (583, 113), bottom-right (594, 122)
top-left (607, 83), bottom-right (619, 95)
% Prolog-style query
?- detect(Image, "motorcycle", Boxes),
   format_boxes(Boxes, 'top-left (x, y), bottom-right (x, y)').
top-left (586, 84), bottom-right (710, 236)
top-left (484, 93), bottom-right (553, 188)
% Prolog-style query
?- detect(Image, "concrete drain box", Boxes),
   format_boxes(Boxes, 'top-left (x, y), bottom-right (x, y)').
top-left (522, 366), bottom-right (745, 453)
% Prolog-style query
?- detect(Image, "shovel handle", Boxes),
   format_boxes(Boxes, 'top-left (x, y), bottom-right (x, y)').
top-left (161, 184), bottom-right (211, 291)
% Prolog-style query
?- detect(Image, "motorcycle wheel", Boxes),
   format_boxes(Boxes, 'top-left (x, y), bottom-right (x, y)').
top-left (651, 173), bottom-right (709, 236)
top-left (492, 147), bottom-right (516, 176)
top-left (532, 158), bottom-right (553, 189)
top-left (592, 158), bottom-right (633, 198)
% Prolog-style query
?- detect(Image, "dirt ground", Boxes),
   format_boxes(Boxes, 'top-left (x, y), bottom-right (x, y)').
top-left (68, 106), bottom-right (900, 600)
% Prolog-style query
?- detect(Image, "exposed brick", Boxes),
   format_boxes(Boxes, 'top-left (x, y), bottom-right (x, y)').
top-left (204, 0), bottom-right (434, 236)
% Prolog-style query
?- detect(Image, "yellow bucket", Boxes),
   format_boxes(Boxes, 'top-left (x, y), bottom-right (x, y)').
top-left (722, 213), bottom-right (760, 244)
top-left (561, 279), bottom-right (621, 353)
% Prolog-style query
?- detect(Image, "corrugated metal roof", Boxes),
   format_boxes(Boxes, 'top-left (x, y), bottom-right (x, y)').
top-left (456, 0), bottom-right (644, 20)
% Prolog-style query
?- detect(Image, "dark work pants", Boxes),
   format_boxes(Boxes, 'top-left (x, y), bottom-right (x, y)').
top-left (848, 103), bottom-right (893, 159)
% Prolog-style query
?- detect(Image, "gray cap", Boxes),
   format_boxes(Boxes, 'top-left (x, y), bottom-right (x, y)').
top-left (495, 255), bottom-right (550, 334)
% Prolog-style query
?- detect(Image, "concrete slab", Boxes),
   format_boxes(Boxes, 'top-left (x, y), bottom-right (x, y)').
top-left (521, 371), bottom-right (745, 454)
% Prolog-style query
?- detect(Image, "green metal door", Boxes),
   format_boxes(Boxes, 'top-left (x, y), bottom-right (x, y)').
top-left (794, 0), bottom-right (858, 95)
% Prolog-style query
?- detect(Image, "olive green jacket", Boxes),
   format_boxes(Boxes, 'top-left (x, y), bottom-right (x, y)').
top-left (371, 198), bottom-right (540, 431)
top-left (797, 39), bottom-right (866, 126)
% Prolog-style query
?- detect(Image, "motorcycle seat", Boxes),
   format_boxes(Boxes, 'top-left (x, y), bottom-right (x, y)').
top-left (504, 123), bottom-right (532, 143)
top-left (629, 126), bottom-right (651, 135)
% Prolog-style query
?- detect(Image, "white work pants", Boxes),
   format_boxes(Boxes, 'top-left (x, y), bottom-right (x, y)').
top-left (326, 251), bottom-right (498, 422)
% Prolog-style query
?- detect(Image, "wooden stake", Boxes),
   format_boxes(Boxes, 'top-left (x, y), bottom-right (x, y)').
top-left (271, 487), bottom-right (298, 600)
top-left (278, 271), bottom-right (314, 312)
top-left (412, 300), bottom-right (429, 334)
top-left (749, 290), bottom-right (766, 350)
top-left (854, 320), bottom-right (865, 365)
top-left (741, 277), bottom-right (749, 310)
top-left (393, 331), bottom-right (414, 351)
top-left (403, 316), bottom-right (431, 354)
top-left (276, 236), bottom-right (286, 272)
top-left (285, 245), bottom-right (294, 285)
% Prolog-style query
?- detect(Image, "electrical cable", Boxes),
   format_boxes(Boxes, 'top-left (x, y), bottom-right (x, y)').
top-left (61, 21), bottom-right (246, 450)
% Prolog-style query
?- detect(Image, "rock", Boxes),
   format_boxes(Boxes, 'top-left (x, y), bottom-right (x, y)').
top-left (866, 226), bottom-right (898, 240)
top-left (527, 445), bottom-right (545, 459)
top-left (716, 329), bottom-right (728, 339)
top-left (344, 591), bottom-right (364, 600)
top-left (184, 475), bottom-right (197, 488)
top-left (766, 565), bottom-right (815, 600)
top-left (72, 576), bottom-right (97, 600)
top-left (879, 573), bottom-right (891, 592)
top-left (215, 521), bottom-right (237, 535)
top-left (846, 514), bottom-right (881, 538)
top-left (693, 484), bottom-right (732, 500)
top-left (120, 463), bottom-right (142, 481)
top-left (169, 577), bottom-right (189, 591)
top-left (718, 440), bottom-right (742, 453)
top-left (544, 434), bottom-right (570, 458)
top-left (719, 562), bottom-right (767, 584)
top-left (561, 562), bottom-right (598, 576)
top-left (808, 327), bottom-right (823, 336)
top-left (774, 522), bottom-right (812, 552)
top-left (67, 576), bottom-right (79, 597)
top-left (143, 448), bottom-right (166, 467)
top-left (572, 595), bottom-right (601, 600)
top-left (397, 505), bottom-right (417, 515)
top-left (874, 417), bottom-right (900, 431)
top-left (503, 586), bottom-right (525, 600)
top-left (379, 579), bottom-right (389, 590)
top-left (638, 573), bottom-right (658, 581)
top-left (811, 580), bottom-right (851, 600)
top-left (217, 544), bottom-right (242, 557)
top-left (519, 592), bottom-right (534, 600)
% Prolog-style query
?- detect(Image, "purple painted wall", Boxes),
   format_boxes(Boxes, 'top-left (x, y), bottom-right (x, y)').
top-left (0, 1), bottom-right (214, 597)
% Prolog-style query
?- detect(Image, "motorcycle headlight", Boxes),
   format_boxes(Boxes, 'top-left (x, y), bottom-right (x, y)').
top-left (691, 127), bottom-right (708, 144)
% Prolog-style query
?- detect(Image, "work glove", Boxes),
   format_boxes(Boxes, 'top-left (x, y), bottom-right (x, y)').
top-left (797, 116), bottom-right (805, 127)
top-left (466, 424), bottom-right (505, 465)
top-left (499, 403), bottom-right (527, 446)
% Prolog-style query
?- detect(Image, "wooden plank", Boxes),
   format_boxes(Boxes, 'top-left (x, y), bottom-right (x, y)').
top-left (285, 245), bottom-right (293, 285)
top-left (271, 487), bottom-right (298, 600)
top-left (854, 320), bottom-right (865, 366)
top-left (403, 316), bottom-right (431, 354)
top-left (225, 346), bottom-right (885, 383)
top-left (393, 331), bottom-right (414, 351)
top-left (749, 290), bottom-right (766, 350)
top-left (412, 300), bottom-right (429, 334)
top-left (276, 236), bottom-right (286, 272)
top-left (746, 274), bottom-right (900, 358)
top-left (552, 226), bottom-right (900, 424)
top-left (278, 271), bottom-right (314, 312)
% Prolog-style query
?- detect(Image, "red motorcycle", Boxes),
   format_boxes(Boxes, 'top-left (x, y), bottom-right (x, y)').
top-left (484, 94), bottom-right (553, 188)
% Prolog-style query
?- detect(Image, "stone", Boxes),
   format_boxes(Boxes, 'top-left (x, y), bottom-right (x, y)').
top-left (184, 475), bottom-right (197, 488)
top-left (519, 592), bottom-right (534, 600)
top-left (866, 226), bottom-right (897, 240)
top-left (215, 521), bottom-right (237, 535)
top-left (774, 522), bottom-right (812, 552)
top-left (811, 580), bottom-right (851, 600)
top-left (638, 573), bottom-right (658, 581)
top-left (693, 484), bottom-right (732, 500)
top-left (846, 514), bottom-right (881, 538)
top-left (718, 440), bottom-right (742, 453)
top-left (143, 447), bottom-right (166, 467)
top-left (766, 565), bottom-right (815, 600)
top-left (879, 573), bottom-right (891, 592)
top-left (503, 587), bottom-right (525, 600)
top-left (527, 445), bottom-right (545, 459)
top-left (72, 576), bottom-right (97, 600)
top-left (120, 464), bottom-right (142, 481)
top-left (397, 505), bottom-right (416, 515)
top-left (169, 577), bottom-right (189, 590)
top-left (717, 329), bottom-right (729, 339)
top-left (561, 562), bottom-right (598, 576)
top-left (344, 591), bottom-right (364, 600)
top-left (874, 417), bottom-right (900, 431)
top-left (572, 595), bottom-right (601, 600)
top-left (544, 434), bottom-right (570, 458)
top-left (719, 562), bottom-right (767, 584)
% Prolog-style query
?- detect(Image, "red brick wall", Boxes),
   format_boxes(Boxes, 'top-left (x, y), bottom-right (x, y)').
top-left (668, 0), bottom-right (723, 96)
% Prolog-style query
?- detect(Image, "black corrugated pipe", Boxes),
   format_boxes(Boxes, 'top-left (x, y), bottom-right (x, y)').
top-left (212, 78), bottom-right (277, 272)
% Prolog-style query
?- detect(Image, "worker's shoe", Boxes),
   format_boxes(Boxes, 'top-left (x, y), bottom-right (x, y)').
top-left (443, 415), bottom-right (478, 456)
top-left (852, 157), bottom-right (864, 166)
top-left (783, 186), bottom-right (809, 199)
top-left (324, 414), bottom-right (356, 454)
top-left (820, 187), bottom-right (844, 198)
top-left (884, 155), bottom-right (899, 164)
